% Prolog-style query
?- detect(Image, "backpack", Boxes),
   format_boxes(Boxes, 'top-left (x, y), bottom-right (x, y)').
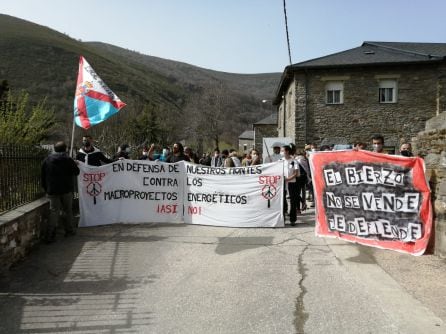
top-left (224, 157), bottom-right (235, 167)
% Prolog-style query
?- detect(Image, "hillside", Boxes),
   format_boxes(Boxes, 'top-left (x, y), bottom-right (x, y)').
top-left (0, 14), bottom-right (281, 151)
top-left (87, 42), bottom-right (281, 100)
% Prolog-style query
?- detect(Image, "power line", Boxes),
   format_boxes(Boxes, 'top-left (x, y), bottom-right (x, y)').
top-left (283, 0), bottom-right (293, 65)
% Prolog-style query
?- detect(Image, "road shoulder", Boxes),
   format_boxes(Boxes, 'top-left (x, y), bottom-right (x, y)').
top-left (325, 237), bottom-right (445, 334)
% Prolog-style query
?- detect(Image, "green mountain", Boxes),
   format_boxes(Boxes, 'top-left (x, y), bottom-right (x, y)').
top-left (0, 14), bottom-right (281, 152)
top-left (87, 41), bottom-right (280, 100)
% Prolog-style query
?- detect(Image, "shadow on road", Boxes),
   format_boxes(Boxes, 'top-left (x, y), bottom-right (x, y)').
top-left (215, 237), bottom-right (275, 255)
top-left (0, 226), bottom-right (163, 333)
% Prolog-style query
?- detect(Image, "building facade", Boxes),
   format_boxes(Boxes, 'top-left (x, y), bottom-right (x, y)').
top-left (253, 114), bottom-right (278, 150)
top-left (274, 42), bottom-right (446, 151)
top-left (238, 130), bottom-right (254, 153)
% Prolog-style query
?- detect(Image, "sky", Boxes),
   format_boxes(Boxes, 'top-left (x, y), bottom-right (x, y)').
top-left (1, 0), bottom-right (446, 74)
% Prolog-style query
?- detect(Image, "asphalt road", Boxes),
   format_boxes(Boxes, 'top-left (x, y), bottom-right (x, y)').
top-left (0, 209), bottom-right (444, 333)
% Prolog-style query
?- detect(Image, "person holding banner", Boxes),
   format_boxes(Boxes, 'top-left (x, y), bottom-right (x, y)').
top-left (281, 144), bottom-right (300, 226)
top-left (400, 143), bottom-right (413, 157)
top-left (371, 134), bottom-right (385, 153)
top-left (76, 135), bottom-right (113, 166)
top-left (354, 141), bottom-right (367, 150)
top-left (264, 142), bottom-right (283, 163)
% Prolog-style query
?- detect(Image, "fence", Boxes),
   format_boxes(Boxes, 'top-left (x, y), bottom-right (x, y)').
top-left (0, 145), bottom-right (50, 214)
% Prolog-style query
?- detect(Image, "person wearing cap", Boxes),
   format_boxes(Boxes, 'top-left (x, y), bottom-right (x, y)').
top-left (264, 142), bottom-right (283, 163)
top-left (281, 144), bottom-right (300, 226)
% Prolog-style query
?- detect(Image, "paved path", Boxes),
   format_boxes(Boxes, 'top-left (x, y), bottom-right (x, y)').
top-left (0, 210), bottom-right (445, 333)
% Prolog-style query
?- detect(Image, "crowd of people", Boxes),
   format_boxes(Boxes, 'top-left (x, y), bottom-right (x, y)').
top-left (41, 133), bottom-right (414, 242)
top-left (316, 134), bottom-right (414, 156)
top-left (74, 133), bottom-right (414, 168)
top-left (74, 136), bottom-right (317, 227)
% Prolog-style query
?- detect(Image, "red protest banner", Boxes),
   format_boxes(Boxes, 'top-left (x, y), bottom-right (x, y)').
top-left (309, 150), bottom-right (432, 256)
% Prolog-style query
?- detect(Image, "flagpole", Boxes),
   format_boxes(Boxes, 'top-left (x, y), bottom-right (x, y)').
top-left (264, 139), bottom-right (271, 161)
top-left (70, 117), bottom-right (76, 158)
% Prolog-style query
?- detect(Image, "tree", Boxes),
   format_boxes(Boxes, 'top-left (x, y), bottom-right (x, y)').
top-left (0, 80), bottom-right (9, 101)
top-left (0, 80), bottom-right (10, 113)
top-left (184, 81), bottom-right (234, 150)
top-left (128, 103), bottom-right (161, 146)
top-left (0, 91), bottom-right (56, 144)
top-left (88, 102), bottom-right (179, 156)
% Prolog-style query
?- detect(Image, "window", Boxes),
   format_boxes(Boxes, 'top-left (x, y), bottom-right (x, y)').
top-left (326, 82), bottom-right (343, 104)
top-left (379, 80), bottom-right (397, 103)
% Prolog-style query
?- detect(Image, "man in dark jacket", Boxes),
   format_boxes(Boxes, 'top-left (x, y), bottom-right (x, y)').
top-left (41, 141), bottom-right (80, 243)
top-left (76, 135), bottom-right (112, 166)
top-left (210, 148), bottom-right (223, 167)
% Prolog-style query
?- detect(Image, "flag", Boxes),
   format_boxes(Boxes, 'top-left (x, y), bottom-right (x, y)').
top-left (74, 56), bottom-right (126, 129)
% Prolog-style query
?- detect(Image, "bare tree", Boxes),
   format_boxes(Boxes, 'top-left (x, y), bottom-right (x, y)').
top-left (184, 81), bottom-right (231, 150)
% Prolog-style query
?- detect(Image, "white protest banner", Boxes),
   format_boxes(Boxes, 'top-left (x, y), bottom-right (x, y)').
top-left (184, 162), bottom-right (284, 227)
top-left (78, 160), bottom-right (285, 228)
top-left (78, 160), bottom-right (183, 227)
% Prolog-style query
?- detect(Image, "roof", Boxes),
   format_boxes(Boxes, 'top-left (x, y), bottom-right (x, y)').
top-left (254, 113), bottom-right (277, 125)
top-left (274, 41), bottom-right (446, 103)
top-left (238, 130), bottom-right (254, 140)
top-left (294, 42), bottom-right (446, 68)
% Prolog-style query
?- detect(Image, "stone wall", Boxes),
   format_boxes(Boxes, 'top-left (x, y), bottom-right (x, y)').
top-left (292, 63), bottom-right (444, 150)
top-left (412, 113), bottom-right (446, 257)
top-left (0, 198), bottom-right (49, 270)
top-left (294, 73), bottom-right (307, 147)
top-left (238, 138), bottom-right (254, 153)
top-left (278, 81), bottom-right (296, 142)
top-left (285, 81), bottom-right (296, 143)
